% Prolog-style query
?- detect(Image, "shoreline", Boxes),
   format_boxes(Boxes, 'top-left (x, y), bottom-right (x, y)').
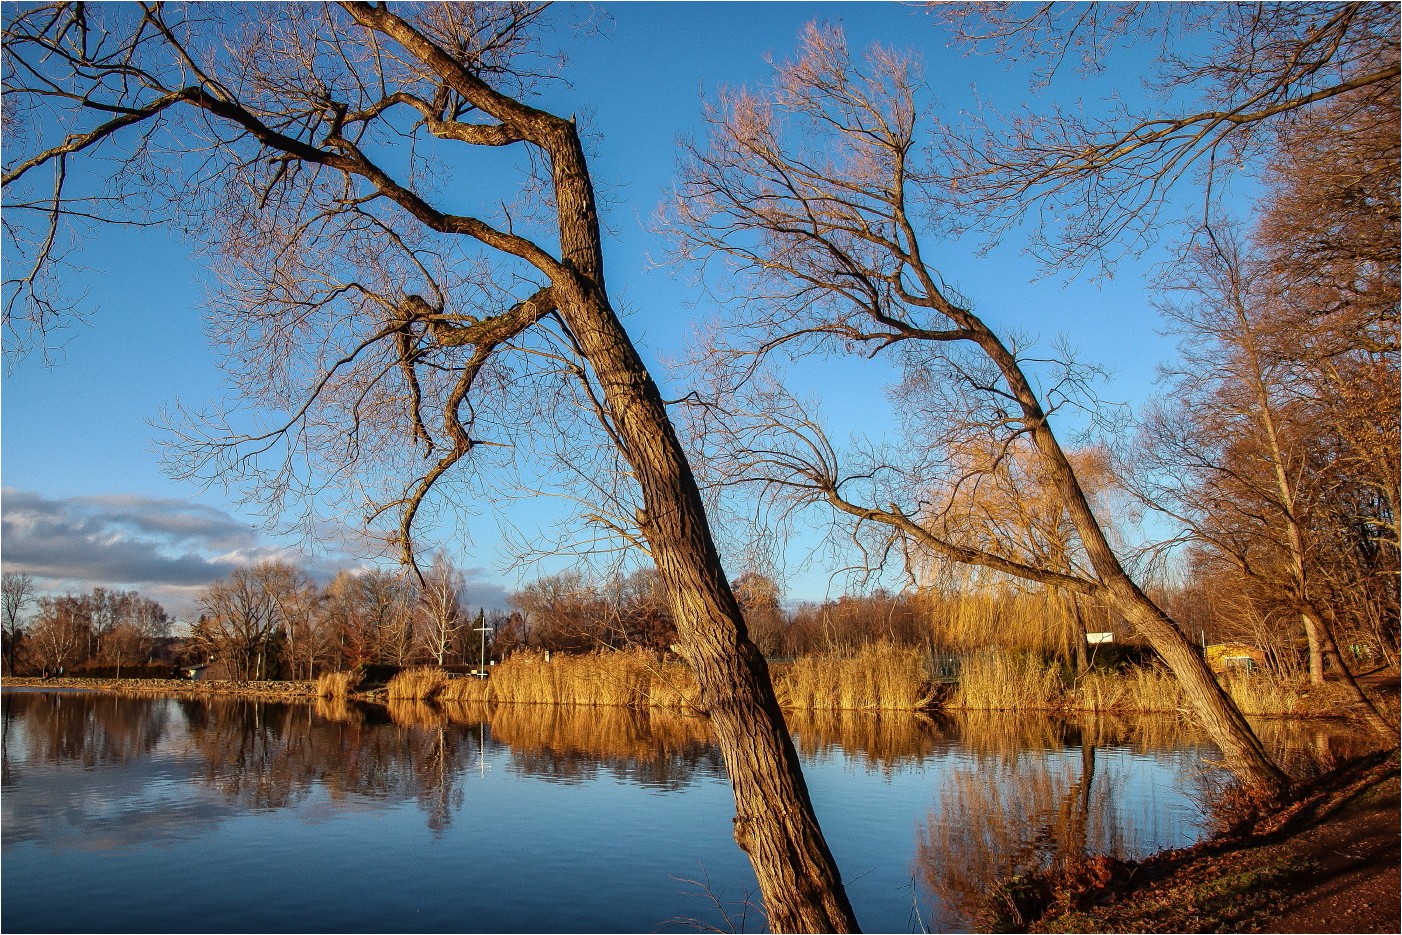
top-left (1030, 751), bottom-right (1400, 934)
top-left (1, 675), bottom-right (324, 702)
top-left (2, 672), bottom-right (1394, 719)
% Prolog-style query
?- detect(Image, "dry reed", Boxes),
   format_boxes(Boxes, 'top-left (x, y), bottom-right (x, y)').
top-left (950, 650), bottom-right (1066, 710)
top-left (775, 642), bottom-right (935, 710)
top-left (440, 698), bottom-right (493, 725)
top-left (314, 670), bottom-right (360, 700)
top-left (440, 674), bottom-right (492, 704)
top-left (313, 695), bottom-right (362, 724)
top-left (487, 703), bottom-right (711, 762)
top-left (1218, 673), bottom-right (1352, 717)
top-left (439, 649), bottom-right (702, 709)
top-left (1072, 666), bottom-right (1185, 714)
top-left (385, 667), bottom-right (450, 702)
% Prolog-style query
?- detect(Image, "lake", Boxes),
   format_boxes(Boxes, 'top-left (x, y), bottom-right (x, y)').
top-left (0, 689), bottom-right (1364, 933)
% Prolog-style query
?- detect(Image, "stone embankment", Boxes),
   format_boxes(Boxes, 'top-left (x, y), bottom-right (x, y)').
top-left (2, 676), bottom-right (318, 701)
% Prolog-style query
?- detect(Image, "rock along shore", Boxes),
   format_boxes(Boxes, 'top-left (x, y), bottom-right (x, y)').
top-left (1, 675), bottom-right (320, 702)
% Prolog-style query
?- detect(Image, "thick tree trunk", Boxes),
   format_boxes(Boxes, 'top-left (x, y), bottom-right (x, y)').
top-left (545, 120), bottom-right (859, 931)
top-left (556, 281), bottom-right (859, 932)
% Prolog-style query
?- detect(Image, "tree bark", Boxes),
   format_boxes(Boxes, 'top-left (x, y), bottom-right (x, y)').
top-left (555, 279), bottom-right (860, 932)
top-left (512, 80), bottom-right (861, 934)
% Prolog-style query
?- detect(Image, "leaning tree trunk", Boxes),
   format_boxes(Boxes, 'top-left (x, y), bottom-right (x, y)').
top-left (1299, 604), bottom-right (1396, 742)
top-left (543, 110), bottom-right (860, 932)
top-left (1061, 475), bottom-right (1289, 795)
top-left (343, 8), bottom-right (858, 922)
top-left (554, 280), bottom-right (860, 932)
top-left (966, 326), bottom-right (1291, 796)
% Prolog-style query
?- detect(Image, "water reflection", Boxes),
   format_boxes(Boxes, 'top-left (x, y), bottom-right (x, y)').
top-left (2, 690), bottom-right (170, 772)
top-left (479, 704), bottom-right (723, 790)
top-left (2, 689), bottom-right (1380, 934)
top-left (917, 739), bottom-right (1124, 929)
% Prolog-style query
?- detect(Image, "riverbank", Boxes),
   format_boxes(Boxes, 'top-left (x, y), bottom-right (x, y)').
top-left (1, 675), bottom-right (320, 701)
top-left (4, 648), bottom-right (1398, 720)
top-left (1027, 750), bottom-right (1400, 934)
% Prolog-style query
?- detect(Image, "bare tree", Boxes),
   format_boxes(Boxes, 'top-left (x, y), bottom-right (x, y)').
top-left (101, 593), bottom-right (169, 677)
top-left (918, 441), bottom-right (1121, 671)
top-left (27, 595), bottom-right (86, 675)
top-left (196, 562), bottom-right (287, 680)
top-left (3, 5), bottom-right (855, 927)
top-left (103, 623), bottom-right (148, 679)
top-left (417, 551), bottom-right (467, 666)
top-left (270, 567), bottom-right (327, 681)
top-left (667, 24), bottom-right (1287, 792)
top-left (1133, 225), bottom-right (1394, 741)
top-left (936, 2), bottom-right (1400, 269)
top-left (509, 569), bottom-right (608, 652)
top-left (322, 568), bottom-right (414, 668)
top-left (2, 572), bottom-right (35, 675)
top-left (731, 571), bottom-right (785, 657)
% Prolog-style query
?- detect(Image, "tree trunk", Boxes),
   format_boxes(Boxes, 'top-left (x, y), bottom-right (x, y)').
top-left (1300, 604), bottom-right (1395, 742)
top-left (556, 283), bottom-right (859, 931)
top-left (1058, 589), bottom-right (1089, 672)
top-left (1300, 614), bottom-right (1326, 684)
top-left (967, 324), bottom-right (1290, 796)
top-left (546, 121), bottom-right (859, 930)
top-left (1108, 578), bottom-right (1287, 792)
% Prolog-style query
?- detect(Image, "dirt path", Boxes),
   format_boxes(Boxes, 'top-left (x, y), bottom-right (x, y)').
top-left (1252, 766), bottom-right (1398, 934)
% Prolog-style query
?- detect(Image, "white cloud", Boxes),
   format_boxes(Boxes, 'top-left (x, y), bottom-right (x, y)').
top-left (1, 487), bottom-right (509, 616)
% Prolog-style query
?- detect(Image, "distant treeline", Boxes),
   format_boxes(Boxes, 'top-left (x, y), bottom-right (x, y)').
top-left (6, 537), bottom-right (1391, 683)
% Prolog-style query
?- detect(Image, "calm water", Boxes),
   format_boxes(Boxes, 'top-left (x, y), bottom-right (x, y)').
top-left (0, 689), bottom-right (1363, 933)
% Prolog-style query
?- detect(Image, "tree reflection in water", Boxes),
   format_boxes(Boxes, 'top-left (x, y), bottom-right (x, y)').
top-left (916, 714), bottom-right (1128, 930)
top-left (2, 690), bottom-right (170, 774)
top-left (3, 691), bottom-right (1373, 864)
top-left (911, 710), bottom-right (1379, 929)
top-left (2, 692), bottom-right (732, 836)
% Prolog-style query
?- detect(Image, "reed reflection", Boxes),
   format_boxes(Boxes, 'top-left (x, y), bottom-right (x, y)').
top-left (785, 709), bottom-right (955, 773)
top-left (916, 716), bottom-right (1128, 931)
top-left (478, 703), bottom-right (723, 790)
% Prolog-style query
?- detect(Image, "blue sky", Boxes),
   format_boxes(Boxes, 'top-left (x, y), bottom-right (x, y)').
top-left (2, 3), bottom-right (1197, 620)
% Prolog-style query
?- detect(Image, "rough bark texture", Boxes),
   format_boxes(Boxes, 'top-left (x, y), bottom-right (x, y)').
top-left (555, 282), bottom-right (860, 933)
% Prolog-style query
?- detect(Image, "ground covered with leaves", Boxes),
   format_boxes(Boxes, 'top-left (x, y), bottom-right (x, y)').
top-left (1028, 750), bottom-right (1399, 934)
